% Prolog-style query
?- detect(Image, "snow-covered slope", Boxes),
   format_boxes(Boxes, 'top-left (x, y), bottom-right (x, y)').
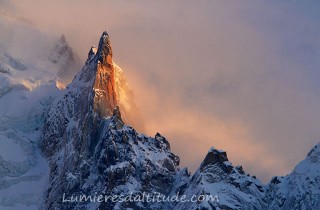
top-left (266, 143), bottom-right (320, 210)
top-left (0, 9), bottom-right (81, 209)
top-left (172, 148), bottom-right (266, 210)
top-left (0, 66), bottom-right (59, 210)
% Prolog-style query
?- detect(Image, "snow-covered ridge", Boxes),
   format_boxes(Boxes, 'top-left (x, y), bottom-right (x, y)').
top-left (265, 143), bottom-right (320, 210)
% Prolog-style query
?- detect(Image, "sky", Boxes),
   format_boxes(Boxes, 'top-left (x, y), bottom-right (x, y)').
top-left (2, 0), bottom-right (320, 182)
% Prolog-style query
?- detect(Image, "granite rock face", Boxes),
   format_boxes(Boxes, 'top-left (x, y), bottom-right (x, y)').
top-left (92, 32), bottom-right (118, 117)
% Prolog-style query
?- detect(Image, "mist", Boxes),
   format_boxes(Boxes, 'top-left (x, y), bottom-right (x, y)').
top-left (4, 0), bottom-right (320, 182)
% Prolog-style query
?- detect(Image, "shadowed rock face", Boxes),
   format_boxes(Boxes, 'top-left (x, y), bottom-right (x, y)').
top-left (93, 32), bottom-right (118, 117)
top-left (201, 148), bottom-right (228, 168)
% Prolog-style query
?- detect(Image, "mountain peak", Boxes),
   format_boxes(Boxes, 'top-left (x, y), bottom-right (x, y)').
top-left (200, 147), bottom-right (230, 170)
top-left (69, 31), bottom-right (142, 127)
top-left (96, 31), bottom-right (112, 64)
top-left (307, 143), bottom-right (320, 159)
top-left (92, 31), bottom-right (118, 117)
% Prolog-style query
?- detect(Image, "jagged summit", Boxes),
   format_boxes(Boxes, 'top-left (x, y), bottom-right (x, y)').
top-left (64, 31), bottom-right (118, 118)
top-left (92, 32), bottom-right (117, 117)
top-left (307, 143), bottom-right (320, 158)
top-left (96, 31), bottom-right (112, 64)
top-left (200, 147), bottom-right (232, 172)
top-left (83, 31), bottom-right (144, 130)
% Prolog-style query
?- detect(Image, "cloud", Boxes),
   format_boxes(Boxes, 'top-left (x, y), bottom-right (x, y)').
top-left (6, 0), bottom-right (320, 182)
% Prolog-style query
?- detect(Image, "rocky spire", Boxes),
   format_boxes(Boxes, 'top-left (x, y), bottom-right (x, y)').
top-left (92, 31), bottom-right (118, 117)
top-left (200, 147), bottom-right (230, 171)
top-left (79, 32), bottom-right (144, 130)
